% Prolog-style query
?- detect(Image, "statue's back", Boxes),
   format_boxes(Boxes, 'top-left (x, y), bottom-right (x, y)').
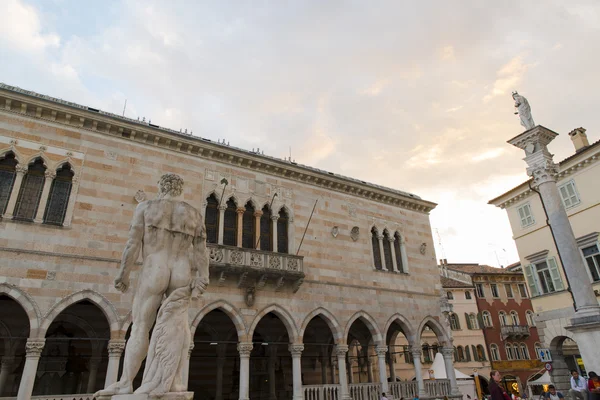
top-left (144, 199), bottom-right (201, 238)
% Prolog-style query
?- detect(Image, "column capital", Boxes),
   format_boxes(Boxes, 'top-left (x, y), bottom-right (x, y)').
top-left (218, 204), bottom-right (227, 211)
top-left (236, 207), bottom-right (245, 214)
top-left (107, 339), bottom-right (126, 355)
top-left (377, 234), bottom-right (384, 241)
top-left (237, 342), bottom-right (253, 356)
top-left (25, 339), bottom-right (45, 356)
top-left (44, 170), bottom-right (56, 180)
top-left (441, 347), bottom-right (454, 357)
top-left (410, 346), bottom-right (422, 357)
top-left (254, 211), bottom-right (263, 218)
top-left (375, 346), bottom-right (388, 357)
top-left (288, 344), bottom-right (304, 356)
top-left (15, 164), bottom-right (28, 175)
top-left (527, 159), bottom-right (559, 187)
top-left (335, 344), bottom-right (349, 355)
top-left (387, 236), bottom-right (395, 243)
top-left (270, 214), bottom-right (279, 221)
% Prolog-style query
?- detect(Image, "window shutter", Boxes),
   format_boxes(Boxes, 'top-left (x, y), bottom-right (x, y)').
top-left (464, 313), bottom-right (471, 330)
top-left (523, 264), bottom-right (539, 297)
top-left (465, 346), bottom-right (471, 362)
top-left (477, 313), bottom-right (484, 329)
top-left (472, 345), bottom-right (478, 361)
top-left (547, 257), bottom-right (564, 291)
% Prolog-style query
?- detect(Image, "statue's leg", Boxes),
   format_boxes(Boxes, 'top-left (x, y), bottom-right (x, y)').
top-left (115, 264), bottom-right (169, 394)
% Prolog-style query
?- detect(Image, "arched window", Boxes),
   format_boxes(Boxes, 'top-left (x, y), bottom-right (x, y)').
top-left (520, 343), bottom-right (530, 360)
top-left (259, 205), bottom-right (272, 251)
top-left (383, 230), bottom-right (393, 271)
top-left (471, 345), bottom-right (478, 361)
top-left (43, 163), bottom-right (74, 225)
top-left (465, 291), bottom-right (472, 300)
top-left (505, 344), bottom-right (514, 360)
top-left (422, 344), bottom-right (432, 363)
top-left (450, 313), bottom-right (461, 331)
top-left (14, 158), bottom-right (46, 221)
top-left (510, 311), bottom-right (520, 325)
top-left (490, 344), bottom-right (500, 361)
top-left (526, 310), bottom-right (536, 327)
top-left (394, 232), bottom-right (404, 273)
top-left (204, 194), bottom-right (219, 244)
top-left (465, 345), bottom-right (471, 361)
top-left (447, 291), bottom-right (454, 300)
top-left (482, 311), bottom-right (493, 328)
top-left (468, 313), bottom-right (478, 329)
top-left (223, 198), bottom-right (238, 246)
top-left (534, 343), bottom-right (542, 359)
top-left (453, 346), bottom-right (458, 362)
top-left (457, 346), bottom-right (465, 362)
top-left (242, 201), bottom-right (255, 249)
top-left (476, 345), bottom-right (486, 361)
top-left (277, 208), bottom-right (289, 253)
top-left (371, 227), bottom-right (382, 270)
top-left (0, 152), bottom-right (18, 215)
top-left (499, 311), bottom-right (508, 326)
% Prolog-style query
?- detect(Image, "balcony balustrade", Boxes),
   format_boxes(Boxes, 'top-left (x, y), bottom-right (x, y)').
top-left (500, 324), bottom-right (530, 340)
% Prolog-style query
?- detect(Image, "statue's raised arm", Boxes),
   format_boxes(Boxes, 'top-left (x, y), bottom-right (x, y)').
top-left (512, 91), bottom-right (535, 130)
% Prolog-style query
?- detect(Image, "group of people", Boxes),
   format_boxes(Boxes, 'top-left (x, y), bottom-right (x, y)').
top-left (488, 369), bottom-right (600, 400)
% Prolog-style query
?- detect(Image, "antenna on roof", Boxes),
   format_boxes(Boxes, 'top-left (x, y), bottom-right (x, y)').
top-left (122, 99), bottom-right (127, 117)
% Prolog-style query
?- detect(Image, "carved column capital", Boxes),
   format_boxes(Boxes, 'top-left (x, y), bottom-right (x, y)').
top-left (375, 346), bottom-right (388, 357)
top-left (334, 344), bottom-right (349, 356)
top-left (441, 347), bottom-right (454, 358)
top-left (107, 339), bottom-right (126, 356)
top-left (288, 344), bottom-right (304, 356)
top-left (44, 170), bottom-right (56, 180)
top-left (254, 211), bottom-right (263, 218)
top-left (528, 160), bottom-right (559, 187)
top-left (25, 339), bottom-right (45, 356)
top-left (237, 342), bottom-right (253, 357)
top-left (236, 207), bottom-right (245, 215)
top-left (387, 236), bottom-right (395, 243)
top-left (270, 214), bottom-right (279, 221)
top-left (15, 164), bottom-right (28, 175)
top-left (410, 346), bottom-right (422, 357)
top-left (218, 204), bottom-right (227, 211)
top-left (377, 234), bottom-right (384, 241)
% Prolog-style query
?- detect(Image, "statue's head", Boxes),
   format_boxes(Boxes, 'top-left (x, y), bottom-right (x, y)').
top-left (157, 173), bottom-right (184, 198)
top-left (512, 91), bottom-right (519, 99)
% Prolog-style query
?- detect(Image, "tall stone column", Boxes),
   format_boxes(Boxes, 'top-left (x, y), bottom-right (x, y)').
top-left (183, 344), bottom-right (194, 389)
top-left (289, 344), bottom-right (304, 400)
top-left (320, 349), bottom-right (328, 384)
top-left (365, 347), bottom-right (373, 383)
top-left (441, 347), bottom-right (460, 395)
top-left (376, 346), bottom-right (389, 395)
top-left (17, 339), bottom-right (45, 400)
top-left (509, 126), bottom-right (600, 372)
top-left (335, 345), bottom-right (351, 400)
top-left (399, 237), bottom-right (409, 273)
top-left (387, 347), bottom-right (396, 383)
top-left (238, 342), bottom-right (253, 400)
top-left (0, 356), bottom-right (16, 396)
top-left (268, 346), bottom-right (277, 400)
top-left (3, 164), bottom-right (27, 218)
top-left (34, 170), bottom-right (56, 223)
top-left (236, 208), bottom-right (244, 247)
top-left (377, 234), bottom-right (388, 271)
top-left (254, 211), bottom-right (263, 249)
top-left (271, 214), bottom-right (279, 252)
top-left (86, 356), bottom-right (102, 393)
top-left (388, 237), bottom-right (398, 272)
top-left (411, 346), bottom-right (426, 397)
top-left (104, 339), bottom-right (125, 388)
top-left (216, 344), bottom-right (226, 400)
top-left (217, 205), bottom-right (226, 245)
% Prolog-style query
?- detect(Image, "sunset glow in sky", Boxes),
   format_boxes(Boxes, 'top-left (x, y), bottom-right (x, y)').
top-left (2, 0), bottom-right (600, 267)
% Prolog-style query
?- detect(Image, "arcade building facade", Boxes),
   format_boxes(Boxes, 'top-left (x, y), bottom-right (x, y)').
top-left (0, 84), bottom-right (458, 400)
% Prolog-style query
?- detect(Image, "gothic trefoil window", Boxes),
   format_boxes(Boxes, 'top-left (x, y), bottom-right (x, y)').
top-left (259, 205), bottom-right (272, 251)
top-left (13, 158), bottom-right (46, 221)
top-left (277, 208), bottom-right (289, 253)
top-left (242, 201), bottom-right (255, 249)
top-left (204, 194), bottom-right (219, 244)
top-left (223, 198), bottom-right (237, 246)
top-left (0, 152), bottom-right (18, 215)
top-left (43, 163), bottom-right (74, 225)
top-left (371, 227), bottom-right (382, 270)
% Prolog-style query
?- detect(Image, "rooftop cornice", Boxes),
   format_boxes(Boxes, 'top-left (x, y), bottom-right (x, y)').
top-left (0, 83), bottom-right (437, 213)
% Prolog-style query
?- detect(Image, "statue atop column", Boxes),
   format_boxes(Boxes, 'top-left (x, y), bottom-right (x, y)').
top-left (96, 173), bottom-right (210, 399)
top-left (512, 91), bottom-right (535, 130)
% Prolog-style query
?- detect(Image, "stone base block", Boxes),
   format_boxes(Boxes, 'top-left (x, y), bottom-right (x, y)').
top-left (98, 393), bottom-right (193, 400)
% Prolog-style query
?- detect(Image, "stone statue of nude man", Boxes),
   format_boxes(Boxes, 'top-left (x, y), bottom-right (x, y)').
top-left (96, 173), bottom-right (209, 397)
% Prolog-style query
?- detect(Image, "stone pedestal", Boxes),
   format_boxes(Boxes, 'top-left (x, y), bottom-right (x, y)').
top-left (97, 393), bottom-right (193, 400)
top-left (566, 317), bottom-right (600, 374)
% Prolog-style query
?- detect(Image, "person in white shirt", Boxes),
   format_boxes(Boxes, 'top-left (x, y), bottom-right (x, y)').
top-left (381, 393), bottom-right (389, 400)
top-left (570, 370), bottom-right (588, 400)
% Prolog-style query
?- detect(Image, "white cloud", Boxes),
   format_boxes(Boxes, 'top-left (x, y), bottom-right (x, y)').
top-left (483, 56), bottom-right (536, 103)
top-left (440, 45), bottom-right (455, 61)
top-left (0, 0), bottom-right (60, 52)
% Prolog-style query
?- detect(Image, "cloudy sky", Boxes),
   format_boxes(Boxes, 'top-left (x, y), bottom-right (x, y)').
top-left (2, 0), bottom-right (599, 267)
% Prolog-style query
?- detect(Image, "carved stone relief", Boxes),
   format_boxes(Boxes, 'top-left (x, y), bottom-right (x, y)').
top-left (331, 226), bottom-right (339, 238)
top-left (134, 190), bottom-right (147, 203)
top-left (350, 227), bottom-right (360, 241)
top-left (205, 169), bottom-right (215, 181)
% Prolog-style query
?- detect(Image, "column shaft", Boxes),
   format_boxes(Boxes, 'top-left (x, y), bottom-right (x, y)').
top-left (238, 342), bottom-right (253, 400)
top-left (376, 346), bottom-right (389, 395)
top-left (411, 348), bottom-right (426, 397)
top-left (17, 339), bottom-right (45, 400)
top-left (377, 235), bottom-right (387, 271)
top-left (389, 238), bottom-right (398, 272)
top-left (387, 347), bottom-right (396, 382)
top-left (3, 166), bottom-right (26, 218)
top-left (34, 171), bottom-right (55, 223)
top-left (400, 239), bottom-right (409, 273)
top-left (104, 340), bottom-right (125, 388)
top-left (336, 345), bottom-right (351, 400)
top-left (442, 347), bottom-right (460, 395)
top-left (217, 205), bottom-right (226, 245)
top-left (86, 358), bottom-right (101, 393)
top-left (254, 212), bottom-right (262, 249)
top-left (236, 208), bottom-right (244, 247)
top-left (289, 344), bottom-right (304, 400)
top-left (271, 215), bottom-right (279, 252)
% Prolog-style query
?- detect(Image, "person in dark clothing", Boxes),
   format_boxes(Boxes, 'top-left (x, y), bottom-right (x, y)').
top-left (489, 370), bottom-right (511, 400)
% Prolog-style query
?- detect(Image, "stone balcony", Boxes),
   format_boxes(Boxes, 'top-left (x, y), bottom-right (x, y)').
top-left (500, 324), bottom-right (530, 340)
top-left (207, 243), bottom-right (305, 295)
